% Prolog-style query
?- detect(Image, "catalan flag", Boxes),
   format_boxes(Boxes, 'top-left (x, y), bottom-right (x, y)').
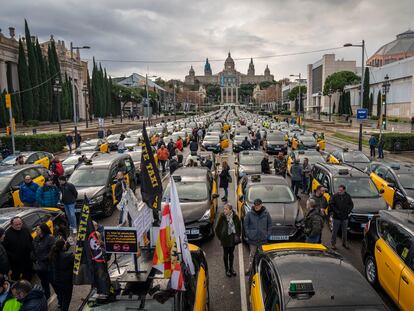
top-left (153, 203), bottom-right (173, 277)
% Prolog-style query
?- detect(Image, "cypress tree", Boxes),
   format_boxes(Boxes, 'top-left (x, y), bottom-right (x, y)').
top-left (369, 93), bottom-right (373, 116)
top-left (24, 20), bottom-right (40, 120)
top-left (377, 91), bottom-right (382, 117)
top-left (0, 91), bottom-right (7, 127)
top-left (17, 39), bottom-right (34, 121)
top-left (362, 67), bottom-right (370, 110)
top-left (35, 39), bottom-right (49, 121)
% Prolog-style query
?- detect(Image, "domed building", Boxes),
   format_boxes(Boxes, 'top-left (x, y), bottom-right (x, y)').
top-left (367, 29), bottom-right (414, 67)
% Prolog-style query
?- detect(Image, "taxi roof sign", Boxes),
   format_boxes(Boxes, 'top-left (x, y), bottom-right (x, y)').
top-left (261, 243), bottom-right (327, 253)
top-left (338, 168), bottom-right (349, 175)
top-left (172, 175), bottom-right (182, 182)
top-left (251, 175), bottom-right (261, 182)
top-left (288, 280), bottom-right (315, 299)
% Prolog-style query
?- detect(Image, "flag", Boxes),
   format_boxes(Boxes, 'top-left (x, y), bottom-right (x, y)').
top-left (153, 203), bottom-right (173, 277)
top-left (73, 201), bottom-right (111, 295)
top-left (140, 122), bottom-right (163, 211)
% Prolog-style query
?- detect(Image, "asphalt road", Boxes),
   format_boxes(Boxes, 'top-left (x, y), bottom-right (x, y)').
top-left (58, 139), bottom-right (399, 311)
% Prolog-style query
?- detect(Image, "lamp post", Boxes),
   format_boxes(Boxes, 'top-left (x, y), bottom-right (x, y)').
top-left (130, 95), bottom-right (135, 120)
top-left (382, 74), bottom-right (390, 131)
top-left (82, 82), bottom-right (89, 128)
top-left (317, 91), bottom-right (322, 120)
top-left (343, 40), bottom-right (365, 109)
top-left (53, 78), bottom-right (62, 132)
top-left (118, 90), bottom-right (123, 123)
top-left (173, 84), bottom-right (177, 121)
top-left (328, 88), bottom-right (333, 122)
top-left (145, 74), bottom-right (157, 124)
top-left (290, 73), bottom-right (302, 123)
top-left (70, 42), bottom-right (90, 145)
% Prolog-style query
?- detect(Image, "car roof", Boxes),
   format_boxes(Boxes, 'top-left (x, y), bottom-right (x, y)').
top-left (265, 245), bottom-right (383, 309)
top-left (77, 153), bottom-right (130, 169)
top-left (172, 167), bottom-right (209, 182)
top-left (0, 207), bottom-right (61, 227)
top-left (239, 150), bottom-right (265, 156)
top-left (376, 161), bottom-right (414, 174)
top-left (316, 163), bottom-right (367, 177)
top-left (246, 174), bottom-right (288, 186)
top-left (379, 210), bottom-right (414, 235)
top-left (0, 164), bottom-right (44, 176)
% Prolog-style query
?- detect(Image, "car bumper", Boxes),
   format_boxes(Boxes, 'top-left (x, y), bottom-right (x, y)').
top-left (185, 221), bottom-right (213, 241)
top-left (75, 200), bottom-right (105, 216)
top-left (267, 226), bottom-right (305, 242)
top-left (266, 146), bottom-right (287, 154)
top-left (348, 213), bottom-right (376, 234)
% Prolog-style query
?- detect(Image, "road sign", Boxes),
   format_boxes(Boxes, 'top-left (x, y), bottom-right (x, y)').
top-left (357, 108), bottom-right (368, 120)
top-left (5, 94), bottom-right (11, 108)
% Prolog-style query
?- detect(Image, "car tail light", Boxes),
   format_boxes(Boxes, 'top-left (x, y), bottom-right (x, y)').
top-left (364, 220), bottom-right (371, 235)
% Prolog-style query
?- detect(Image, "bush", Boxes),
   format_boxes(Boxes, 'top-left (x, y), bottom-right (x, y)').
top-left (2, 133), bottom-right (67, 153)
top-left (370, 116), bottom-right (379, 120)
top-left (373, 133), bottom-right (414, 151)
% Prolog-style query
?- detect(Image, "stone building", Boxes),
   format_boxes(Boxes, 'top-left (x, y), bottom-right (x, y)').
top-left (184, 52), bottom-right (274, 104)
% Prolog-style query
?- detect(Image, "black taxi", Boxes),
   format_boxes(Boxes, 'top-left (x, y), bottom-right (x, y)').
top-left (68, 153), bottom-right (137, 217)
top-left (311, 163), bottom-right (387, 234)
top-left (362, 209), bottom-right (414, 310)
top-left (249, 243), bottom-right (386, 311)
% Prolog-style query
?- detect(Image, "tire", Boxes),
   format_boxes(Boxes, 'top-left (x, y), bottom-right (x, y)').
top-left (365, 255), bottom-right (378, 286)
top-left (102, 198), bottom-right (114, 217)
top-left (394, 202), bottom-right (403, 210)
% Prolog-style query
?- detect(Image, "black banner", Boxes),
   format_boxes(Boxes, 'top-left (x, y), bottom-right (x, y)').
top-left (140, 122), bottom-right (163, 210)
top-left (104, 227), bottom-right (139, 254)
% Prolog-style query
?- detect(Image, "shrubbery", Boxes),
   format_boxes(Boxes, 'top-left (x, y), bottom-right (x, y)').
top-left (373, 133), bottom-right (414, 151)
top-left (1, 133), bottom-right (66, 153)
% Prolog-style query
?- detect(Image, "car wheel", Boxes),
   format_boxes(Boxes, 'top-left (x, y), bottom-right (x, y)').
top-left (102, 198), bottom-right (114, 217)
top-left (394, 202), bottom-right (403, 210)
top-left (365, 255), bottom-right (378, 286)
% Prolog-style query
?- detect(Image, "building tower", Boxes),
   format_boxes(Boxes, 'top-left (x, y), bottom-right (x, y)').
top-left (204, 58), bottom-right (212, 76)
top-left (224, 52), bottom-right (235, 71)
top-left (264, 64), bottom-right (271, 77)
top-left (189, 65), bottom-right (195, 77)
top-left (248, 58), bottom-right (255, 76)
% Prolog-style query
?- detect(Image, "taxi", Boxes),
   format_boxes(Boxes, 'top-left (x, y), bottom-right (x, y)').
top-left (77, 139), bottom-right (105, 152)
top-left (263, 131), bottom-right (287, 155)
top-left (362, 209), bottom-right (414, 311)
top-left (249, 243), bottom-right (386, 311)
top-left (80, 244), bottom-right (209, 311)
top-left (68, 153), bottom-right (137, 217)
top-left (235, 150), bottom-right (268, 180)
top-left (163, 167), bottom-right (219, 241)
top-left (1, 151), bottom-right (54, 169)
top-left (287, 150), bottom-right (325, 175)
top-left (237, 175), bottom-right (304, 242)
top-left (0, 207), bottom-right (68, 239)
top-left (200, 134), bottom-right (222, 153)
top-left (366, 162), bottom-right (414, 209)
top-left (327, 148), bottom-right (370, 171)
top-left (311, 163), bottom-right (387, 234)
top-left (290, 133), bottom-right (318, 151)
top-left (61, 151), bottom-right (101, 177)
top-left (0, 164), bottom-right (49, 208)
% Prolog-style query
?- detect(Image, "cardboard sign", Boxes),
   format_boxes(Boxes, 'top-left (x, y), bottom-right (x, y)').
top-left (104, 227), bottom-right (138, 254)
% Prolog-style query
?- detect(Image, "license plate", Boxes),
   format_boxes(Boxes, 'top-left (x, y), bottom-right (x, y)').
top-left (185, 229), bottom-right (200, 235)
top-left (269, 235), bottom-right (289, 241)
top-left (361, 223), bottom-right (367, 228)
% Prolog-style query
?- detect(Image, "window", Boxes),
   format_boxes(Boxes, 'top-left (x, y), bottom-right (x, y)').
top-left (24, 168), bottom-right (41, 180)
top-left (22, 213), bottom-right (41, 229)
top-left (315, 170), bottom-right (325, 183)
top-left (378, 220), bottom-right (413, 264)
top-left (26, 153), bottom-right (40, 164)
top-left (259, 260), bottom-right (280, 311)
top-left (11, 173), bottom-right (25, 187)
top-left (384, 172), bottom-right (396, 184)
top-left (36, 167), bottom-right (49, 179)
top-left (374, 166), bottom-right (388, 179)
top-left (321, 175), bottom-right (330, 190)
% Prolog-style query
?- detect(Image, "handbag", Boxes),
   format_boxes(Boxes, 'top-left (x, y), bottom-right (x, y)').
top-left (233, 234), bottom-right (241, 245)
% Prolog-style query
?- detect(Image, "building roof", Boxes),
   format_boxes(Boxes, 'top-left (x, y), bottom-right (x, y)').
top-left (372, 29), bottom-right (414, 57)
top-left (114, 73), bottom-right (166, 91)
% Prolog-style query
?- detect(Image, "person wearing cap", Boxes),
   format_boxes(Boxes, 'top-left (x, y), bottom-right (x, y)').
top-left (244, 198), bottom-right (272, 274)
top-left (0, 228), bottom-right (10, 277)
top-left (36, 178), bottom-right (60, 207)
top-left (59, 176), bottom-right (78, 234)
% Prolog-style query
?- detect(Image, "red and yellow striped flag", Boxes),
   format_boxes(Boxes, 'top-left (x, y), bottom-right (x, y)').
top-left (153, 203), bottom-right (173, 277)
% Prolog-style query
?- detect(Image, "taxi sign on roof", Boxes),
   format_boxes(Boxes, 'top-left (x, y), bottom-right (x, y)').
top-left (261, 242), bottom-right (327, 253)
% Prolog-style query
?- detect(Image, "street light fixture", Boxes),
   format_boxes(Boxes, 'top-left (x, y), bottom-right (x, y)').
top-left (82, 82), bottom-right (89, 128)
top-left (53, 78), bottom-right (62, 132)
top-left (343, 40), bottom-right (365, 109)
top-left (381, 74), bottom-right (390, 131)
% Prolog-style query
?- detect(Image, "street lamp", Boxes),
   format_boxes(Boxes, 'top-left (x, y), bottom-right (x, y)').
top-left (317, 91), bottom-right (322, 120)
top-left (343, 40), bottom-right (365, 109)
top-left (53, 78), bottom-right (62, 132)
top-left (328, 88), bottom-right (333, 122)
top-left (290, 73), bottom-right (302, 123)
top-left (382, 74), bottom-right (390, 131)
top-left (82, 82), bottom-right (89, 128)
top-left (145, 74), bottom-right (157, 124)
top-left (70, 42), bottom-right (90, 146)
top-left (118, 90), bottom-right (123, 123)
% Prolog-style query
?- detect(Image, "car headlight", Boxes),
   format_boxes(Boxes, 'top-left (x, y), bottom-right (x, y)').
top-left (89, 195), bottom-right (104, 205)
top-left (199, 209), bottom-right (210, 221)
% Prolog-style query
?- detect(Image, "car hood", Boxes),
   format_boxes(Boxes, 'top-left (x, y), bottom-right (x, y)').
top-left (263, 202), bottom-right (301, 225)
top-left (168, 200), bottom-right (210, 223)
top-left (352, 197), bottom-right (388, 213)
top-left (239, 164), bottom-right (261, 175)
top-left (267, 140), bottom-right (285, 145)
top-left (76, 186), bottom-right (106, 200)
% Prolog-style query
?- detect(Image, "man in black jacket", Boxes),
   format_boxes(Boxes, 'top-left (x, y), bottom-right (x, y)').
top-left (241, 137), bottom-right (251, 150)
top-left (59, 176), bottom-right (78, 234)
top-left (329, 184), bottom-right (354, 250)
top-left (189, 139), bottom-right (198, 155)
top-left (0, 228), bottom-right (10, 277)
top-left (13, 280), bottom-right (48, 311)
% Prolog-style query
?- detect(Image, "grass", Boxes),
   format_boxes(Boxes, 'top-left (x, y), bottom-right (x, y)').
top-left (332, 132), bottom-right (369, 146)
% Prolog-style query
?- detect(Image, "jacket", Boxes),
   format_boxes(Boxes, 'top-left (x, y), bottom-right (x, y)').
top-left (369, 136), bottom-right (377, 147)
top-left (51, 250), bottom-right (74, 284)
top-left (309, 193), bottom-right (328, 212)
top-left (167, 142), bottom-right (176, 157)
top-left (189, 141), bottom-right (198, 152)
top-left (261, 159), bottom-right (270, 174)
top-left (176, 139), bottom-right (183, 151)
top-left (329, 192), bottom-right (354, 220)
top-left (244, 207), bottom-right (272, 246)
top-left (303, 163), bottom-right (312, 177)
top-left (33, 234), bottom-right (55, 272)
top-left (215, 212), bottom-right (241, 247)
top-left (169, 159), bottom-right (181, 174)
top-left (157, 148), bottom-right (169, 161)
top-left (304, 208), bottom-right (324, 238)
top-left (274, 158), bottom-right (287, 175)
top-left (20, 287), bottom-right (48, 311)
top-left (3, 227), bottom-right (33, 267)
top-left (2, 297), bottom-right (21, 311)
top-left (290, 164), bottom-right (303, 181)
top-left (36, 185), bottom-right (60, 207)
top-left (219, 168), bottom-right (231, 189)
top-left (60, 182), bottom-right (78, 204)
top-left (241, 139), bottom-right (251, 149)
top-left (19, 181), bottom-right (39, 204)
top-left (0, 242), bottom-right (10, 275)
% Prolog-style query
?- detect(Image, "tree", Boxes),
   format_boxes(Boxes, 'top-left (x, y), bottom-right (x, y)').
top-left (35, 39), bottom-right (50, 121)
top-left (369, 92), bottom-right (373, 116)
top-left (18, 39), bottom-right (34, 121)
top-left (323, 71), bottom-right (360, 95)
top-left (288, 85), bottom-right (307, 112)
top-left (362, 67), bottom-right (370, 111)
top-left (25, 19), bottom-right (40, 120)
top-left (259, 81), bottom-right (275, 89)
top-left (376, 91), bottom-right (382, 117)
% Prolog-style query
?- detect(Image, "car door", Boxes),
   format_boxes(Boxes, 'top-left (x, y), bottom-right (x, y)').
top-left (11, 172), bottom-right (25, 207)
top-left (375, 220), bottom-right (406, 305)
top-left (27, 167), bottom-right (46, 187)
top-left (311, 167), bottom-right (321, 192)
top-left (399, 246), bottom-right (414, 311)
top-left (256, 260), bottom-right (281, 311)
top-left (371, 165), bottom-right (395, 207)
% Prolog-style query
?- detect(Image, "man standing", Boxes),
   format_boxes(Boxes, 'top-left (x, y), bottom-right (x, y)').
top-left (244, 199), bottom-right (272, 274)
top-left (167, 139), bottom-right (176, 160)
top-left (261, 156), bottom-right (271, 174)
top-left (241, 137), bottom-right (251, 150)
top-left (3, 217), bottom-right (33, 281)
top-left (65, 134), bottom-right (73, 153)
top-left (75, 132), bottom-right (82, 148)
top-left (59, 176), bottom-right (78, 234)
top-left (290, 160), bottom-right (303, 197)
top-left (189, 139), bottom-right (198, 155)
top-left (36, 178), bottom-right (60, 207)
top-left (274, 152), bottom-right (287, 177)
top-left (114, 171), bottom-right (127, 204)
top-left (302, 157), bottom-right (312, 194)
top-left (19, 176), bottom-right (39, 207)
top-left (368, 135), bottom-right (377, 158)
top-left (156, 145), bottom-right (170, 173)
top-left (310, 185), bottom-right (328, 215)
top-left (304, 199), bottom-right (324, 243)
top-left (378, 136), bottom-right (385, 159)
top-left (329, 185), bottom-right (354, 250)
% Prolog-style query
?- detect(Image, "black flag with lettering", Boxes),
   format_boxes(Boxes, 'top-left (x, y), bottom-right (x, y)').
top-left (140, 122), bottom-right (163, 211)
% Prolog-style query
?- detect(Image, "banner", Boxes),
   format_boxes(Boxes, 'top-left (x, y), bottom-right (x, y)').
top-left (140, 122), bottom-right (163, 211)
top-left (104, 227), bottom-right (139, 254)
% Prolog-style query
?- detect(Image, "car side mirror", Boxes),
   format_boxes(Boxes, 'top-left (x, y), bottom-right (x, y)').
top-left (212, 193), bottom-right (219, 199)
top-left (379, 188), bottom-right (385, 194)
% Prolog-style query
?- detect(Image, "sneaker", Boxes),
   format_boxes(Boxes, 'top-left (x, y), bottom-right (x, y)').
top-left (226, 271), bottom-right (232, 277)
top-left (230, 269), bottom-right (237, 276)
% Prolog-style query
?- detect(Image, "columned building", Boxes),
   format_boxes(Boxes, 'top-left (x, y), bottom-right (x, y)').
top-left (0, 28), bottom-right (19, 94)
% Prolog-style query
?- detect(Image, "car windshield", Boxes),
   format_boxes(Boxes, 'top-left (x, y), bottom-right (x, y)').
top-left (397, 173), bottom-right (414, 189)
top-left (267, 134), bottom-right (284, 141)
top-left (1, 156), bottom-right (18, 165)
top-left (333, 177), bottom-right (379, 198)
top-left (248, 185), bottom-right (295, 203)
top-left (62, 156), bottom-right (79, 166)
top-left (239, 154), bottom-right (263, 165)
top-left (69, 168), bottom-right (108, 187)
top-left (163, 182), bottom-right (208, 202)
top-left (204, 136), bottom-right (219, 143)
top-left (344, 152), bottom-right (370, 163)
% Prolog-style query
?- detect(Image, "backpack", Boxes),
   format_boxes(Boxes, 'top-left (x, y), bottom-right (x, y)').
top-left (55, 161), bottom-right (64, 176)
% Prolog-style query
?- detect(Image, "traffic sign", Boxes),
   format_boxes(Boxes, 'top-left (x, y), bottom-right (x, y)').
top-left (5, 94), bottom-right (11, 109)
top-left (357, 108), bottom-right (368, 120)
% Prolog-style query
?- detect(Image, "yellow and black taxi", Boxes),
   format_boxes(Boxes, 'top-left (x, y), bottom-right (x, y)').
top-left (366, 162), bottom-right (414, 209)
top-left (0, 164), bottom-right (49, 208)
top-left (287, 150), bottom-right (325, 175)
top-left (68, 153), bottom-right (137, 217)
top-left (163, 167), bottom-right (219, 241)
top-left (77, 138), bottom-right (105, 152)
top-left (0, 207), bottom-right (68, 239)
top-left (263, 131), bottom-right (287, 155)
top-left (249, 243), bottom-right (387, 311)
top-left (291, 133), bottom-right (318, 151)
top-left (311, 163), bottom-right (387, 234)
top-left (80, 244), bottom-right (209, 311)
top-left (327, 148), bottom-right (371, 171)
top-left (235, 150), bottom-right (268, 180)
top-left (362, 209), bottom-right (414, 311)
top-left (232, 133), bottom-right (251, 153)
top-left (1, 151), bottom-right (54, 169)
top-left (237, 175), bottom-right (304, 242)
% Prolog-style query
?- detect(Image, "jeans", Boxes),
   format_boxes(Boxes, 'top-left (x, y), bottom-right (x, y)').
top-left (306, 235), bottom-right (320, 244)
top-left (331, 218), bottom-right (348, 246)
top-left (223, 246), bottom-right (235, 272)
top-left (370, 146), bottom-right (376, 157)
top-left (378, 146), bottom-right (384, 159)
top-left (302, 176), bottom-right (310, 193)
top-left (64, 203), bottom-right (77, 232)
top-left (223, 187), bottom-right (228, 199)
top-left (291, 180), bottom-right (301, 196)
top-left (160, 160), bottom-right (167, 173)
top-left (37, 270), bottom-right (51, 299)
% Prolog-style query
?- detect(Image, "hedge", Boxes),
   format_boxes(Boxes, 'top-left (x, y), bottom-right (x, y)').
top-left (373, 133), bottom-right (414, 151)
top-left (1, 133), bottom-right (67, 153)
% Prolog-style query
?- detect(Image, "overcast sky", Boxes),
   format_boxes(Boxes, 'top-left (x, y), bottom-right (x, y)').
top-left (1, 0), bottom-right (413, 81)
